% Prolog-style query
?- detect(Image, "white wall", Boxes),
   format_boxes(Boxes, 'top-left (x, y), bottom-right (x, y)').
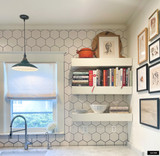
top-left (127, 0), bottom-right (160, 154)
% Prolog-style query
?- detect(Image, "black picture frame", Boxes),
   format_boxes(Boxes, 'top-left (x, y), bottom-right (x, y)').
top-left (140, 98), bottom-right (159, 129)
top-left (149, 62), bottom-right (160, 93)
top-left (149, 38), bottom-right (160, 63)
top-left (136, 64), bottom-right (148, 92)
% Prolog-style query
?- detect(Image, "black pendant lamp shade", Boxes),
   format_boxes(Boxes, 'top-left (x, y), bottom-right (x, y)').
top-left (12, 15), bottom-right (38, 71)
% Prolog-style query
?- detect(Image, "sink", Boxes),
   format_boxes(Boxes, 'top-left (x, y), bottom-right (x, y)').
top-left (0, 150), bottom-right (47, 156)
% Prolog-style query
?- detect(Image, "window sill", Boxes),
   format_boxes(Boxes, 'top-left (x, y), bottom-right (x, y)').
top-left (0, 131), bottom-right (64, 136)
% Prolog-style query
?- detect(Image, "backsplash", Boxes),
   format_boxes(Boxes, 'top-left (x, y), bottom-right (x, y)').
top-left (0, 28), bottom-right (129, 147)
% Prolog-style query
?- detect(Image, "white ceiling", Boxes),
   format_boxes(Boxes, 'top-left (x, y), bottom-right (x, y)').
top-left (0, 0), bottom-right (147, 26)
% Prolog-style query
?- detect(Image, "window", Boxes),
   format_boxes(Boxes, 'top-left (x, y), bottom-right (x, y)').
top-left (0, 52), bottom-right (64, 134)
top-left (11, 99), bottom-right (56, 128)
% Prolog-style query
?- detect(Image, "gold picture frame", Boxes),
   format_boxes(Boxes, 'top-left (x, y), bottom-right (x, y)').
top-left (138, 28), bottom-right (148, 64)
top-left (148, 9), bottom-right (159, 41)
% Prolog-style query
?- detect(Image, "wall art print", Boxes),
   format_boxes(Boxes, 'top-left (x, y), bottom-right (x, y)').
top-left (148, 9), bottom-right (159, 40)
top-left (149, 62), bottom-right (160, 93)
top-left (149, 38), bottom-right (160, 63)
top-left (137, 28), bottom-right (148, 64)
top-left (140, 98), bottom-right (159, 129)
top-left (99, 36), bottom-right (120, 58)
top-left (136, 64), bottom-right (148, 92)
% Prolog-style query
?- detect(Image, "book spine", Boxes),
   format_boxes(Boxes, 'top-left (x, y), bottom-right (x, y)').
top-left (109, 69), bottom-right (111, 86)
top-left (107, 69), bottom-right (110, 86)
top-left (114, 68), bottom-right (116, 86)
top-left (120, 68), bottom-right (123, 87)
top-left (97, 69), bottom-right (101, 86)
top-left (93, 70), bottom-right (97, 86)
top-left (73, 75), bottom-right (89, 79)
top-left (89, 70), bottom-right (93, 86)
top-left (116, 67), bottom-right (119, 87)
top-left (122, 68), bottom-right (126, 87)
top-left (73, 72), bottom-right (89, 75)
top-left (106, 69), bottom-right (108, 86)
top-left (111, 68), bottom-right (114, 86)
top-left (103, 70), bottom-right (106, 86)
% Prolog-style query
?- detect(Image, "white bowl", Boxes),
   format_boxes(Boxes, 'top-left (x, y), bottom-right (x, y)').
top-left (90, 104), bottom-right (107, 113)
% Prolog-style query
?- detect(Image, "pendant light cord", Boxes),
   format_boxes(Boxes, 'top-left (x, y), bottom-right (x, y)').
top-left (24, 18), bottom-right (26, 58)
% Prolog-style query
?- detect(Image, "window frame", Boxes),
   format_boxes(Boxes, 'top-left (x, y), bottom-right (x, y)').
top-left (0, 52), bottom-right (65, 134)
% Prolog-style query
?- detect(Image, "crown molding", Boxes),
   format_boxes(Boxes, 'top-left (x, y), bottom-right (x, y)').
top-left (0, 24), bottom-right (126, 30)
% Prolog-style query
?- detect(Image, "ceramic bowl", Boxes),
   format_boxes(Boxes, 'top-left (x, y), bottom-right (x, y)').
top-left (90, 104), bottom-right (107, 113)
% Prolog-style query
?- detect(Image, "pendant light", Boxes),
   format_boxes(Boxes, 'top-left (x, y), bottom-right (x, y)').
top-left (12, 14), bottom-right (38, 71)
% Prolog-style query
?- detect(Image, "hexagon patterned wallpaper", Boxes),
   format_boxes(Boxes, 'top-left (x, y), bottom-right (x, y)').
top-left (0, 28), bottom-right (129, 147)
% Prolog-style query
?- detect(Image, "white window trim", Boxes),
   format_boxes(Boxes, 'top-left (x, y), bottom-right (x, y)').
top-left (0, 51), bottom-right (65, 135)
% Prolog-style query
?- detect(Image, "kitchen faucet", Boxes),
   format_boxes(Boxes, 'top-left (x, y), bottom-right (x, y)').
top-left (9, 115), bottom-right (32, 150)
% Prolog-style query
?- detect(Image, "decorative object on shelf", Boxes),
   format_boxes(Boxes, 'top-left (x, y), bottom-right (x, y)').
top-left (12, 15), bottom-right (38, 72)
top-left (139, 98), bottom-right (159, 129)
top-left (99, 36), bottom-right (119, 58)
top-left (109, 106), bottom-right (129, 113)
top-left (149, 62), bottom-right (160, 93)
top-left (149, 38), bottom-right (160, 63)
top-left (90, 104), bottom-right (107, 113)
top-left (136, 64), bottom-right (148, 92)
top-left (76, 48), bottom-right (95, 58)
top-left (148, 9), bottom-right (159, 41)
top-left (75, 109), bottom-right (88, 114)
top-left (137, 28), bottom-right (148, 64)
top-left (91, 31), bottom-right (123, 58)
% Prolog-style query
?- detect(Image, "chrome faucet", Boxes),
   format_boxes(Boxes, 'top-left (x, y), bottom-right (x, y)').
top-left (45, 132), bottom-right (50, 149)
top-left (9, 115), bottom-right (32, 150)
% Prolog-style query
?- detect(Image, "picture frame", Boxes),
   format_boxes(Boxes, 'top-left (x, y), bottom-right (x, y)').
top-left (99, 36), bottom-right (120, 58)
top-left (136, 64), bottom-right (148, 92)
top-left (149, 38), bottom-right (160, 63)
top-left (140, 98), bottom-right (159, 129)
top-left (148, 9), bottom-right (159, 41)
top-left (137, 28), bottom-right (148, 64)
top-left (149, 62), bottom-right (160, 93)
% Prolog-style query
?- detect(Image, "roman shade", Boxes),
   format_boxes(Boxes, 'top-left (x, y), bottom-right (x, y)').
top-left (5, 63), bottom-right (57, 99)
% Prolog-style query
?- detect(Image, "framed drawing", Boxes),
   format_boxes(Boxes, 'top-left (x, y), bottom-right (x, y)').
top-left (136, 64), bottom-right (148, 92)
top-left (99, 36), bottom-right (120, 58)
top-left (137, 28), bottom-right (148, 64)
top-left (148, 9), bottom-right (159, 40)
top-left (140, 98), bottom-right (159, 129)
top-left (149, 62), bottom-right (160, 93)
top-left (149, 38), bottom-right (160, 63)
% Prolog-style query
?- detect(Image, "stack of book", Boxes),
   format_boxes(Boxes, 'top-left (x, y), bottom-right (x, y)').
top-left (72, 67), bottom-right (132, 87)
top-left (88, 67), bottom-right (132, 87)
top-left (72, 71), bottom-right (89, 86)
top-left (109, 106), bottom-right (129, 113)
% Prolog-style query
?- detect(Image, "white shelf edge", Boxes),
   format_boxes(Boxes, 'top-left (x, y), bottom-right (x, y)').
top-left (72, 58), bottom-right (132, 68)
top-left (72, 113), bottom-right (133, 122)
top-left (72, 86), bottom-right (132, 95)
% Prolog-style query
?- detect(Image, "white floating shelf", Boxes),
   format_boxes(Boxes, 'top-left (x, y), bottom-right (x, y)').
top-left (72, 113), bottom-right (133, 122)
top-left (72, 86), bottom-right (132, 95)
top-left (72, 58), bottom-right (132, 68)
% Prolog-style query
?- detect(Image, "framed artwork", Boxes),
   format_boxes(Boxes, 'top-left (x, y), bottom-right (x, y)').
top-left (137, 28), bottom-right (148, 64)
top-left (149, 38), bottom-right (160, 63)
top-left (148, 9), bottom-right (159, 41)
top-left (99, 36), bottom-right (120, 58)
top-left (140, 98), bottom-right (159, 129)
top-left (149, 62), bottom-right (160, 93)
top-left (136, 64), bottom-right (148, 92)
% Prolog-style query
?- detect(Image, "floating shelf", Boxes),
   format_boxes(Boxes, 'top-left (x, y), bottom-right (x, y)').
top-left (72, 58), bottom-right (132, 69)
top-left (72, 113), bottom-right (133, 122)
top-left (72, 86), bottom-right (132, 95)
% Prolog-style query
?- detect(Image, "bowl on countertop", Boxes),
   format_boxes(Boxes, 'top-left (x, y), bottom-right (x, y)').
top-left (90, 104), bottom-right (107, 113)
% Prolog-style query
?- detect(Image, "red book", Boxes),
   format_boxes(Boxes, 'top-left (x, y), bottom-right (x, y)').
top-left (89, 70), bottom-right (93, 86)
top-left (103, 70), bottom-right (106, 86)
top-left (122, 68), bottom-right (126, 87)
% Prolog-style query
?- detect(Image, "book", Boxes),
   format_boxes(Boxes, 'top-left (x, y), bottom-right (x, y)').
top-left (89, 70), bottom-right (93, 86)
top-left (103, 70), bottom-right (106, 86)
top-left (73, 71), bottom-right (89, 76)
top-left (97, 69), bottom-right (102, 86)
top-left (122, 68), bottom-right (126, 87)
top-left (93, 70), bottom-right (97, 86)
top-left (72, 75), bottom-right (89, 80)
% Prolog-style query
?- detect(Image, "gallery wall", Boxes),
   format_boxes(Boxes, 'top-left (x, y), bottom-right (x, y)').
top-left (127, 0), bottom-right (160, 154)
